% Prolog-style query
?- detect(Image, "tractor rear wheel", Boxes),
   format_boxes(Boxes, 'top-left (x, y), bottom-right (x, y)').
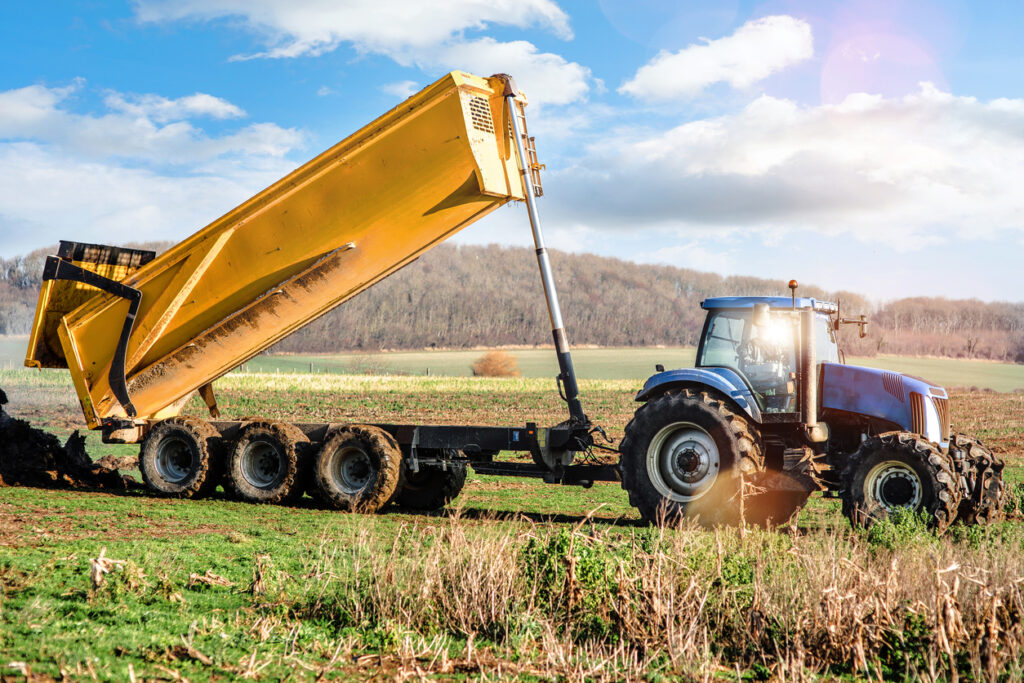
top-left (842, 432), bottom-right (960, 532)
top-left (619, 389), bottom-right (764, 526)
top-left (395, 462), bottom-right (467, 511)
top-left (312, 425), bottom-right (402, 513)
top-left (951, 433), bottom-right (1006, 525)
top-left (140, 417), bottom-right (219, 498)
top-left (225, 421), bottom-right (309, 504)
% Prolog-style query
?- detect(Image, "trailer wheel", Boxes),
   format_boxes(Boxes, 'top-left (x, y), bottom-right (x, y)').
top-left (619, 389), bottom-right (763, 526)
top-left (951, 433), bottom-right (1006, 525)
top-left (842, 432), bottom-right (960, 532)
top-left (395, 462), bottom-right (467, 511)
top-left (313, 425), bottom-right (402, 513)
top-left (225, 421), bottom-right (309, 504)
top-left (140, 417), bottom-right (219, 498)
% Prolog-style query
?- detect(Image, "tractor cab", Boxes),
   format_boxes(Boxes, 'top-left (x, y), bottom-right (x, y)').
top-left (697, 297), bottom-right (839, 415)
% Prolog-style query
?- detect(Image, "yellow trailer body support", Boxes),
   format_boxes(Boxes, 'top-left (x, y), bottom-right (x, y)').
top-left (26, 71), bottom-right (530, 431)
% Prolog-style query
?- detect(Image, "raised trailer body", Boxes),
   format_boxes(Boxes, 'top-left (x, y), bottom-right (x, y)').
top-left (27, 71), bottom-right (531, 437)
top-left (24, 71), bottom-right (608, 512)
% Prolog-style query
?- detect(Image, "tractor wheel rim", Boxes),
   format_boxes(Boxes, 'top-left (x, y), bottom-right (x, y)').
top-left (647, 422), bottom-right (720, 502)
top-left (866, 461), bottom-right (922, 510)
top-left (156, 436), bottom-right (194, 484)
top-left (240, 440), bottom-right (283, 489)
top-left (332, 446), bottom-right (373, 495)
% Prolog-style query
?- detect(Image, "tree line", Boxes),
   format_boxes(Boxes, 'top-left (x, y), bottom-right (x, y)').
top-left (1, 242), bottom-right (1022, 362)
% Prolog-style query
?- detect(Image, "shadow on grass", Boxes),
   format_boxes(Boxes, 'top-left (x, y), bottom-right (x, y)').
top-left (398, 505), bottom-right (648, 528)
top-left (3, 482), bottom-right (649, 528)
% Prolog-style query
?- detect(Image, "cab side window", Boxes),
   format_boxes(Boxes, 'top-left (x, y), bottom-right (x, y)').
top-left (700, 313), bottom-right (746, 368)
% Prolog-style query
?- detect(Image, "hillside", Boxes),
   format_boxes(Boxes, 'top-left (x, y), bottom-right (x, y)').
top-left (2, 242), bottom-right (1022, 360)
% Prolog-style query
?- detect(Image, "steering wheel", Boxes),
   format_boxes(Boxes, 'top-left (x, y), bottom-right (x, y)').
top-left (738, 337), bottom-right (774, 365)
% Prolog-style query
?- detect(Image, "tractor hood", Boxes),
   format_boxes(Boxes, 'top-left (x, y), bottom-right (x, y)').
top-left (820, 363), bottom-right (950, 446)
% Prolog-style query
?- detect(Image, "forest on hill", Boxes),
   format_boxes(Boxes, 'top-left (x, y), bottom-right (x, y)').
top-left (2, 242), bottom-right (1022, 361)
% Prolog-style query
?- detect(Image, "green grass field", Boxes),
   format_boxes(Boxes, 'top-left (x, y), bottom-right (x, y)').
top-left (242, 348), bottom-right (1024, 391)
top-left (0, 335), bottom-right (26, 370)
top-left (2, 368), bottom-right (1024, 679)
top-left (5, 333), bottom-right (1024, 389)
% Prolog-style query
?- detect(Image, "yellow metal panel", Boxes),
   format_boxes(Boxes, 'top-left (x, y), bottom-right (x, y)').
top-left (26, 259), bottom-right (144, 369)
top-left (52, 71), bottom-right (531, 425)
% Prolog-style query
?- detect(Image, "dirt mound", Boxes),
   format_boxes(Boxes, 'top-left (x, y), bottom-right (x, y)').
top-left (0, 393), bottom-right (135, 490)
top-left (93, 454), bottom-right (140, 471)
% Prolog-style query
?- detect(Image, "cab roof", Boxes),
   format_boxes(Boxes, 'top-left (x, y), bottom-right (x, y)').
top-left (701, 296), bottom-right (838, 313)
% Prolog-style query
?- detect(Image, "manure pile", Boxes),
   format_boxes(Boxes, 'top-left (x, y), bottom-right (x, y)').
top-left (0, 388), bottom-right (136, 490)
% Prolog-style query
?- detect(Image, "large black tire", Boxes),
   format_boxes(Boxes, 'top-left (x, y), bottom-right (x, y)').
top-left (140, 417), bottom-right (219, 498)
top-left (312, 425), bottom-right (402, 513)
top-left (395, 463), bottom-right (467, 511)
top-left (225, 421), bottom-right (309, 504)
top-left (842, 432), bottom-right (960, 532)
top-left (619, 389), bottom-right (764, 526)
top-left (951, 433), bottom-right (1006, 525)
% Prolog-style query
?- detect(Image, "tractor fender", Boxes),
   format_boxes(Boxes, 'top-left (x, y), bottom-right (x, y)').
top-left (635, 367), bottom-right (761, 423)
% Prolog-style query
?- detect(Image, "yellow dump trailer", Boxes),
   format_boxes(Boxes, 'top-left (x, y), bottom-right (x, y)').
top-left (22, 70), bottom-right (602, 513)
top-left (26, 71), bottom-right (538, 436)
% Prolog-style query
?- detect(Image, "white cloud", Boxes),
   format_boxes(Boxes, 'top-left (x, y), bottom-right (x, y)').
top-left (104, 91), bottom-right (245, 122)
top-left (620, 15), bottom-right (813, 100)
top-left (133, 0), bottom-right (572, 58)
top-left (132, 0), bottom-right (593, 106)
top-left (548, 84), bottom-right (1024, 251)
top-left (425, 38), bottom-right (591, 106)
top-left (0, 143), bottom-right (292, 255)
top-left (634, 242), bottom-right (737, 275)
top-left (0, 81), bottom-right (300, 165)
top-left (0, 81), bottom-right (302, 255)
top-left (379, 80), bottom-right (419, 99)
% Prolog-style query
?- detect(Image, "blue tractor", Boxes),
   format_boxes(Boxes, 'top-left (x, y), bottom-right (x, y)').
top-left (619, 283), bottom-right (1005, 529)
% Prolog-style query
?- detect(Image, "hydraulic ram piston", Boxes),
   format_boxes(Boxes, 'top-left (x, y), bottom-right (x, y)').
top-left (504, 86), bottom-right (586, 425)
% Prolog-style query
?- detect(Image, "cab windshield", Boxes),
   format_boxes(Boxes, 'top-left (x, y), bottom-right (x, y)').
top-left (698, 308), bottom-right (838, 413)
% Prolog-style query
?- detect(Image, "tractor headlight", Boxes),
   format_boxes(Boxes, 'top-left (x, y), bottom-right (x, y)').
top-left (923, 396), bottom-right (945, 447)
top-left (910, 392), bottom-right (947, 447)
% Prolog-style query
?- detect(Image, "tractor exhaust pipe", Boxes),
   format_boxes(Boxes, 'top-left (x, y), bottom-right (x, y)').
top-left (502, 79), bottom-right (586, 426)
top-left (800, 308), bottom-right (828, 443)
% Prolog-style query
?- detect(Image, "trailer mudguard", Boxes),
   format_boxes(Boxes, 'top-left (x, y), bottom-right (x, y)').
top-left (634, 367), bottom-right (761, 422)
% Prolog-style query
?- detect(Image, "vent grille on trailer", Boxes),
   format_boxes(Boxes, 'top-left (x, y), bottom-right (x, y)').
top-left (910, 392), bottom-right (926, 436)
top-left (468, 96), bottom-right (494, 133)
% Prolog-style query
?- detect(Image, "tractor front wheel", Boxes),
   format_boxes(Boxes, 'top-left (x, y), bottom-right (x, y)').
top-left (619, 389), bottom-right (763, 526)
top-left (951, 433), bottom-right (1006, 525)
top-left (842, 432), bottom-right (960, 532)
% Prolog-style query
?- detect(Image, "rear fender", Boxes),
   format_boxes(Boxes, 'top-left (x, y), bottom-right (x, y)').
top-left (635, 367), bottom-right (761, 423)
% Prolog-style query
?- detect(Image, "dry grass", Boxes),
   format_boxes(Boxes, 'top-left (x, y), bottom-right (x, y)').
top-left (248, 510), bottom-right (1024, 680)
top-left (471, 350), bottom-right (521, 377)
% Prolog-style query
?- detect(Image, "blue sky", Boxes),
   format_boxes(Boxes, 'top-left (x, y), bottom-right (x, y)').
top-left (1, 1), bottom-right (1022, 301)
